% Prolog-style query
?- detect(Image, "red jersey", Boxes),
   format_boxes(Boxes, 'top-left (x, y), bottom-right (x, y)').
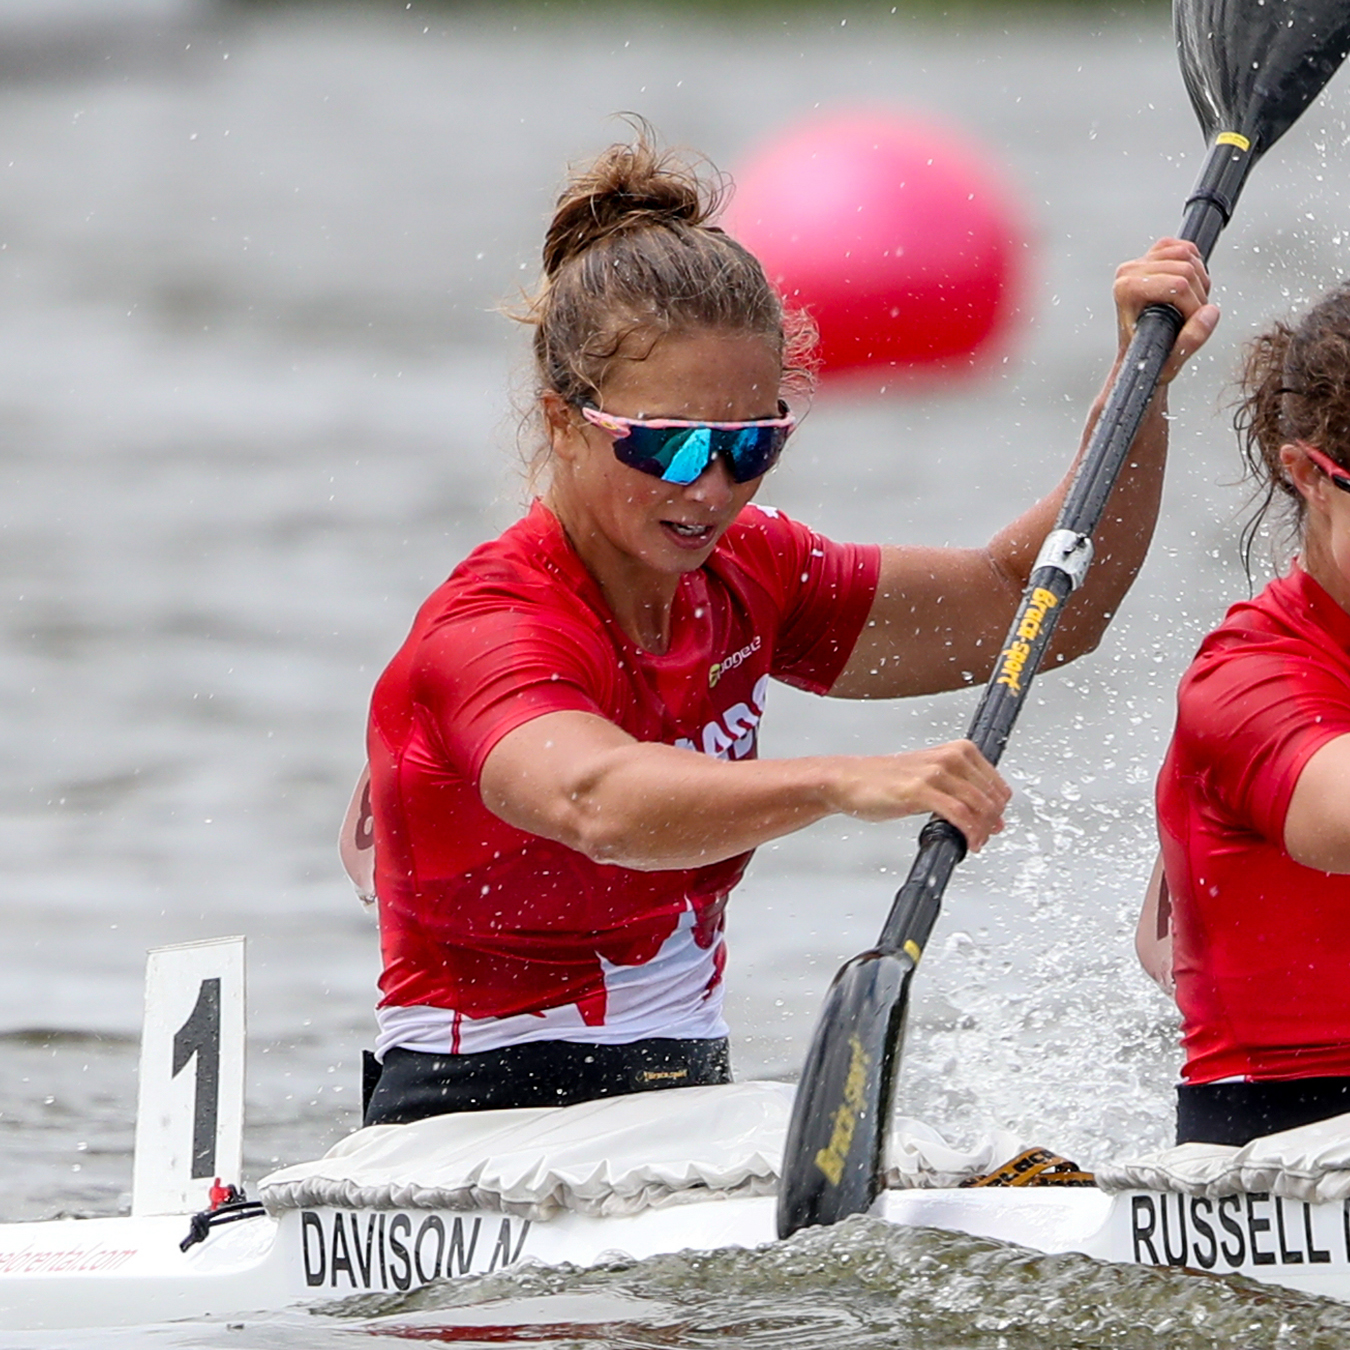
top-left (367, 500), bottom-right (880, 1056)
top-left (1157, 565), bottom-right (1350, 1084)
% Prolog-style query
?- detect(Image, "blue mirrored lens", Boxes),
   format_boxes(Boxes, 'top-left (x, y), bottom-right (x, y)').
top-left (614, 424), bottom-right (789, 484)
top-left (662, 429), bottom-right (714, 483)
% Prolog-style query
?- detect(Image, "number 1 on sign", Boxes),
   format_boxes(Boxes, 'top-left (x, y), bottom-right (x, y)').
top-left (172, 977), bottom-right (222, 1180)
top-left (131, 937), bottom-right (245, 1217)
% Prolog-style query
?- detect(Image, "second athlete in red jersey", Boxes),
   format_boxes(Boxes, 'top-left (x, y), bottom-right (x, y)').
top-left (1157, 565), bottom-right (1350, 1084)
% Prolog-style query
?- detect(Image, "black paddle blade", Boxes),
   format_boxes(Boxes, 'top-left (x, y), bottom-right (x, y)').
top-left (1177, 0), bottom-right (1350, 152)
top-left (777, 950), bottom-right (912, 1238)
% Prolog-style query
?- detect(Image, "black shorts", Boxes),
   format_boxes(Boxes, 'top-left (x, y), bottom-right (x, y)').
top-left (363, 1036), bottom-right (732, 1126)
top-left (1176, 1076), bottom-right (1350, 1146)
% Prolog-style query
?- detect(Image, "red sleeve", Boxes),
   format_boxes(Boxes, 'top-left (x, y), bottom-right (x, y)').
top-left (411, 601), bottom-right (613, 785)
top-left (1177, 637), bottom-right (1350, 843)
top-left (721, 504), bottom-right (881, 695)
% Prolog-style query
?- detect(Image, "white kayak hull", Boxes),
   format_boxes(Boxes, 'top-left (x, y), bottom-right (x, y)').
top-left (4, 1185), bottom-right (1349, 1330)
top-left (11, 945), bottom-right (1347, 1330)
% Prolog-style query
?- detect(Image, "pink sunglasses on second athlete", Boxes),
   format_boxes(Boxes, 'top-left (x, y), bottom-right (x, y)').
top-left (1300, 442), bottom-right (1350, 493)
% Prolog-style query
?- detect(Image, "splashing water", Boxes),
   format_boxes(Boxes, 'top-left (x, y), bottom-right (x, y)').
top-left (312, 1218), bottom-right (1350, 1350)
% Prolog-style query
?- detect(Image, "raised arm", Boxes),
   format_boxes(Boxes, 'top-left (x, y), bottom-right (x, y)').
top-left (831, 238), bottom-right (1218, 700)
top-left (479, 709), bottom-right (1010, 871)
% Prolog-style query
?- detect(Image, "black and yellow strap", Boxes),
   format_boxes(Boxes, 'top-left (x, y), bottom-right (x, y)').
top-left (960, 1146), bottom-right (1096, 1189)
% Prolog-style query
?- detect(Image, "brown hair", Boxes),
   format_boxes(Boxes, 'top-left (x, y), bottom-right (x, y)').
top-left (516, 121), bottom-right (815, 478)
top-left (1237, 285), bottom-right (1350, 570)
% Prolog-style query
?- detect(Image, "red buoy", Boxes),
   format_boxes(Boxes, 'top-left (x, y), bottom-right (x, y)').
top-left (726, 111), bottom-right (1029, 381)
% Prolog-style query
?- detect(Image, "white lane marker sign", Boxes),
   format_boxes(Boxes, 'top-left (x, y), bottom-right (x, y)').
top-left (131, 936), bottom-right (246, 1217)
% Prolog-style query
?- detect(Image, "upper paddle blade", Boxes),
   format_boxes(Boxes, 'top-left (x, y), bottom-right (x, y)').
top-left (777, 949), bottom-right (911, 1238)
top-left (1176, 0), bottom-right (1350, 152)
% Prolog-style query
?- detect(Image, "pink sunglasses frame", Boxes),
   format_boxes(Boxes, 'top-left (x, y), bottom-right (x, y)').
top-left (579, 404), bottom-right (796, 436)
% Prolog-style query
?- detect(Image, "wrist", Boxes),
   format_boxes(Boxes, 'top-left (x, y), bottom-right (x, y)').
top-left (806, 756), bottom-right (851, 820)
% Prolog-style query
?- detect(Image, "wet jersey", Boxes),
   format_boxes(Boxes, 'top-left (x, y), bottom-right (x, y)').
top-left (368, 500), bottom-right (880, 1058)
top-left (1157, 565), bottom-right (1350, 1084)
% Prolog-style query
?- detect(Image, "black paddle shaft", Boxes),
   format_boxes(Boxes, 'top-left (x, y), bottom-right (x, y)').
top-left (779, 0), bottom-right (1350, 1243)
top-left (878, 133), bottom-right (1254, 961)
top-left (776, 140), bottom-right (1256, 1238)
top-left (883, 0), bottom-right (1350, 959)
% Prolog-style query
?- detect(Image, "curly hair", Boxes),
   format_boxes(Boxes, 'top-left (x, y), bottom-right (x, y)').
top-left (1236, 285), bottom-right (1350, 571)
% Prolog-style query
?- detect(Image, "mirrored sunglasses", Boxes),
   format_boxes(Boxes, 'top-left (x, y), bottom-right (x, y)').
top-left (580, 402), bottom-right (796, 485)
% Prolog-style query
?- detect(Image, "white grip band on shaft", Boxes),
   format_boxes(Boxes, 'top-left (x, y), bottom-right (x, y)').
top-left (1033, 529), bottom-right (1094, 591)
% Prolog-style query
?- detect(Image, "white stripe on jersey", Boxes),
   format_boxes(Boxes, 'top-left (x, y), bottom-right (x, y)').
top-left (374, 902), bottom-right (728, 1060)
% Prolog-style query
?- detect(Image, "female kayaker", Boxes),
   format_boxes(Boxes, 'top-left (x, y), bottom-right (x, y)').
top-left (1142, 284), bottom-right (1350, 1146)
top-left (351, 128), bottom-right (1216, 1125)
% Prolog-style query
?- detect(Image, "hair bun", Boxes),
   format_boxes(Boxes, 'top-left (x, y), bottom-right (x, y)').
top-left (542, 126), bottom-right (721, 278)
top-left (516, 120), bottom-right (812, 454)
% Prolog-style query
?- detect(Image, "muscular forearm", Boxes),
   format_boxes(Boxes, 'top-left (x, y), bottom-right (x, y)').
top-left (1039, 238), bottom-right (1217, 658)
top-left (541, 743), bottom-right (840, 870)
top-left (1075, 384), bottom-right (1169, 634)
top-left (1026, 377), bottom-right (1170, 667)
top-left (480, 713), bottom-right (1008, 870)
top-left (831, 382), bottom-right (1168, 702)
top-left (831, 240), bottom-right (1213, 703)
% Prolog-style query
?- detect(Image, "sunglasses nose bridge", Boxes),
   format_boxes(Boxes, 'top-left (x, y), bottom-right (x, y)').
top-left (681, 449), bottom-right (739, 502)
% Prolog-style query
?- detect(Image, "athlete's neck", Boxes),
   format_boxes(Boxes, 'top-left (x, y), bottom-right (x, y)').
top-left (1300, 524), bottom-right (1350, 618)
top-left (542, 495), bottom-right (679, 654)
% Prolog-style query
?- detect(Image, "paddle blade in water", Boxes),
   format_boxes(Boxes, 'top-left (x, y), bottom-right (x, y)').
top-left (1176, 0), bottom-right (1350, 151)
top-left (777, 950), bottom-right (911, 1238)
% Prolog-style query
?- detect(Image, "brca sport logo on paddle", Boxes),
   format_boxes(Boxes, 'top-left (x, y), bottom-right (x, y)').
top-left (995, 587), bottom-right (1059, 695)
top-left (709, 635), bottom-right (762, 688)
top-left (813, 1035), bottom-right (872, 1186)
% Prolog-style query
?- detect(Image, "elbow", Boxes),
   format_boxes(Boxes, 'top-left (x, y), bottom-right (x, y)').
top-left (568, 814), bottom-right (635, 867)
top-left (1049, 612), bottom-right (1112, 668)
top-left (560, 807), bottom-right (704, 872)
top-left (488, 751), bottom-right (636, 864)
top-left (482, 776), bottom-right (626, 866)
top-left (1062, 628), bottom-right (1105, 664)
top-left (485, 746), bottom-right (703, 871)
top-left (481, 741), bottom-right (678, 868)
top-left (571, 825), bottom-right (673, 871)
top-left (552, 799), bottom-right (663, 870)
top-left (540, 798), bottom-right (620, 865)
top-left (551, 751), bottom-right (693, 869)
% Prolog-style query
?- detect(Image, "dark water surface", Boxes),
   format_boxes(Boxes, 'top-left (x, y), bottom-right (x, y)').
top-left (3, 0), bottom-right (1350, 1343)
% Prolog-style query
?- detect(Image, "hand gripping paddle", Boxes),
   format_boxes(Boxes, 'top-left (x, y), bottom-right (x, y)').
top-left (778, 0), bottom-right (1350, 1239)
